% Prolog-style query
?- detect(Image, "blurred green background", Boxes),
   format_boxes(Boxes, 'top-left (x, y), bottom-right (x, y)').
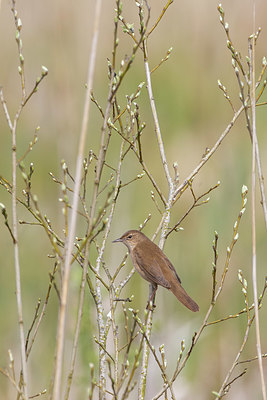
top-left (0, 0), bottom-right (266, 399)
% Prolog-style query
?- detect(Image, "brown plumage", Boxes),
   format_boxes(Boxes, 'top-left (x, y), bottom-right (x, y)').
top-left (113, 230), bottom-right (199, 312)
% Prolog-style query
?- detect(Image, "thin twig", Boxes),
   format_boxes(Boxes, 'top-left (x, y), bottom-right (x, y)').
top-left (144, 48), bottom-right (172, 187)
top-left (64, 244), bottom-right (90, 400)
top-left (166, 182), bottom-right (220, 239)
top-left (26, 263), bottom-right (58, 358)
top-left (0, 367), bottom-right (25, 399)
top-left (148, 0), bottom-right (173, 37)
top-left (173, 104), bottom-right (244, 201)
top-left (25, 299), bottom-right (41, 354)
top-left (214, 320), bottom-right (253, 399)
top-left (237, 353), bottom-right (267, 365)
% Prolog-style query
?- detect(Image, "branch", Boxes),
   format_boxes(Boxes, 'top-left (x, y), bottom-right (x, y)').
top-left (173, 104), bottom-right (244, 202)
top-left (250, 17), bottom-right (266, 399)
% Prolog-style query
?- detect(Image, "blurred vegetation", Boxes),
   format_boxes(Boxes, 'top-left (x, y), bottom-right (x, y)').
top-left (0, 0), bottom-right (266, 399)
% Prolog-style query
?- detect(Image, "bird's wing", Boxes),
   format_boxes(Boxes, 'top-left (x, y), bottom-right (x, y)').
top-left (161, 253), bottom-right (182, 284)
top-left (133, 247), bottom-right (172, 289)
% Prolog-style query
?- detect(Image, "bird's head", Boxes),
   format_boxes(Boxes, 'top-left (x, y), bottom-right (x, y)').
top-left (113, 230), bottom-right (144, 251)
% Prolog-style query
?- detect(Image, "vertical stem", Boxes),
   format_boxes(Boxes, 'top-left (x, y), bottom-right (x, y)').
top-left (251, 5), bottom-right (266, 399)
top-left (12, 120), bottom-right (29, 400)
top-left (94, 264), bottom-right (106, 400)
top-left (254, 133), bottom-right (267, 230)
top-left (107, 141), bottom-right (127, 393)
top-left (109, 291), bottom-right (119, 392)
top-left (51, 1), bottom-right (102, 399)
top-left (139, 34), bottom-right (175, 399)
top-left (64, 244), bottom-right (90, 400)
top-left (88, 85), bottom-right (114, 400)
top-left (138, 309), bottom-right (153, 400)
top-left (91, 138), bottom-right (125, 397)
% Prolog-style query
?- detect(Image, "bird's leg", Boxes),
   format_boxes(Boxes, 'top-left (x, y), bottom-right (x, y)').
top-left (146, 283), bottom-right (157, 310)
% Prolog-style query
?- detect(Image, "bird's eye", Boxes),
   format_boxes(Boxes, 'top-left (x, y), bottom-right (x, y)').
top-left (127, 234), bottom-right (132, 239)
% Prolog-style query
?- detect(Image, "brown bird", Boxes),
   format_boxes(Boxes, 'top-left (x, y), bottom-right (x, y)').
top-left (113, 230), bottom-right (199, 312)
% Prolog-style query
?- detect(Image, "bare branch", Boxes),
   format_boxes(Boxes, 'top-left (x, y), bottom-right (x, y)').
top-left (250, 12), bottom-right (267, 398)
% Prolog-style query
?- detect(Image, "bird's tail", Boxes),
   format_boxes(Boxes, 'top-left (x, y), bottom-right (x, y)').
top-left (170, 283), bottom-right (199, 312)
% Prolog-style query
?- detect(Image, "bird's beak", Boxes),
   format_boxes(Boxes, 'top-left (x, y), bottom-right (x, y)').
top-left (112, 237), bottom-right (122, 243)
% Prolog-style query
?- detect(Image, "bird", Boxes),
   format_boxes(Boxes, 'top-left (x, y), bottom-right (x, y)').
top-left (113, 230), bottom-right (199, 312)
